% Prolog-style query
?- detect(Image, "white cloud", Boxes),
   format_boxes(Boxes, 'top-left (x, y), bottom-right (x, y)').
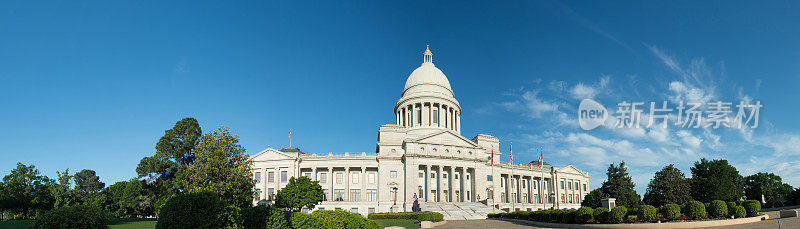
top-left (571, 83), bottom-right (598, 99)
top-left (676, 130), bottom-right (702, 148)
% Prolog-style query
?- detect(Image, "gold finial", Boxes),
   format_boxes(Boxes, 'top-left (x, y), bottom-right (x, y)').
top-left (426, 45), bottom-right (430, 52)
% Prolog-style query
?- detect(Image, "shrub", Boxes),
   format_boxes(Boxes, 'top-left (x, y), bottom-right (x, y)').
top-left (731, 205), bottom-right (746, 218)
top-left (563, 209), bottom-right (577, 223)
top-left (32, 205), bottom-right (110, 229)
top-left (297, 210), bottom-right (376, 229)
top-left (637, 205), bottom-right (657, 222)
top-left (704, 202), bottom-right (711, 210)
top-left (708, 200), bottom-right (728, 218)
top-left (155, 191), bottom-right (232, 229)
top-left (593, 207), bottom-right (609, 223)
top-left (627, 207), bottom-right (638, 216)
top-left (743, 200), bottom-right (761, 217)
top-left (659, 204), bottom-right (681, 220)
top-left (609, 206), bottom-right (627, 224)
top-left (241, 205), bottom-right (269, 229)
top-left (575, 207), bottom-right (593, 223)
top-left (726, 202), bottom-right (736, 213)
top-left (367, 211), bottom-right (443, 222)
top-left (685, 201), bottom-right (706, 220)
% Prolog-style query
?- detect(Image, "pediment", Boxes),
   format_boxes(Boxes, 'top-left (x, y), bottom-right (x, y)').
top-left (249, 148), bottom-right (296, 161)
top-left (410, 130), bottom-right (480, 148)
top-left (556, 164), bottom-right (588, 176)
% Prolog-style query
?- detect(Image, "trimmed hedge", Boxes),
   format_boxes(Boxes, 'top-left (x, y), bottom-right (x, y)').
top-left (575, 207), bottom-right (593, 223)
top-left (609, 206), bottom-right (627, 224)
top-left (637, 205), bottom-right (656, 222)
top-left (726, 202), bottom-right (736, 214)
top-left (660, 204), bottom-right (681, 220)
top-left (296, 210), bottom-right (377, 229)
top-left (32, 205), bottom-right (110, 229)
top-left (708, 200), bottom-right (728, 218)
top-left (155, 191), bottom-right (233, 229)
top-left (368, 211), bottom-right (443, 222)
top-left (743, 200), bottom-right (761, 217)
top-left (731, 205), bottom-right (746, 218)
top-left (593, 207), bottom-right (609, 223)
top-left (685, 201), bottom-right (706, 220)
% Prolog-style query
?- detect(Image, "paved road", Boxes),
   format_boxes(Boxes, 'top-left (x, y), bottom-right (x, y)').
top-left (439, 209), bottom-right (800, 228)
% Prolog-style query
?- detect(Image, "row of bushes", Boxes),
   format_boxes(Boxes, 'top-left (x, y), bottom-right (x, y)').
top-left (154, 191), bottom-right (378, 229)
top-left (488, 200), bottom-right (762, 224)
top-left (367, 211), bottom-right (444, 222)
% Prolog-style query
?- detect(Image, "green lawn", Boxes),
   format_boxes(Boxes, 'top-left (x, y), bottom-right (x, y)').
top-left (0, 218), bottom-right (156, 229)
top-left (374, 219), bottom-right (420, 229)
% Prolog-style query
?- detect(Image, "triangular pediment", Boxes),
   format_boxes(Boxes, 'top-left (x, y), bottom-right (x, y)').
top-left (410, 130), bottom-right (480, 148)
top-left (556, 164), bottom-right (588, 176)
top-left (249, 148), bottom-right (296, 161)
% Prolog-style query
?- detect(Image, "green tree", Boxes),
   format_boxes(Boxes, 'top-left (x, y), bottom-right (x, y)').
top-left (0, 163), bottom-right (54, 219)
top-left (581, 188), bottom-right (605, 208)
top-left (643, 164), bottom-right (691, 207)
top-left (275, 176), bottom-right (324, 211)
top-left (137, 117), bottom-right (202, 196)
top-left (48, 169), bottom-right (75, 209)
top-left (690, 158), bottom-right (744, 202)
top-left (743, 172), bottom-right (793, 207)
top-left (74, 169), bottom-right (105, 203)
top-left (600, 161), bottom-right (640, 208)
top-left (187, 126), bottom-right (254, 207)
top-left (786, 188), bottom-right (800, 206)
top-left (107, 179), bottom-right (156, 218)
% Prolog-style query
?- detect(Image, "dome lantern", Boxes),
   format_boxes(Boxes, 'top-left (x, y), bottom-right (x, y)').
top-left (423, 45), bottom-right (432, 63)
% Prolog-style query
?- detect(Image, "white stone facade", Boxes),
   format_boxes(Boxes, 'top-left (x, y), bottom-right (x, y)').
top-left (249, 46), bottom-right (591, 216)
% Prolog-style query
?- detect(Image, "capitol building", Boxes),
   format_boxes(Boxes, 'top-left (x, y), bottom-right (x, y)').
top-left (249, 46), bottom-right (591, 219)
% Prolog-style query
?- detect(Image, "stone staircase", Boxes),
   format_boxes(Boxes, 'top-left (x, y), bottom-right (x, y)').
top-left (419, 202), bottom-right (503, 220)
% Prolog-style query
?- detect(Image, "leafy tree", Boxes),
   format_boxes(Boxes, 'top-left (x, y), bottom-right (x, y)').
top-left (107, 179), bottom-right (156, 217)
top-left (187, 126), bottom-right (254, 207)
top-left (690, 158), bottom-right (744, 202)
top-left (137, 117), bottom-right (202, 196)
top-left (643, 164), bottom-right (691, 207)
top-left (581, 188), bottom-right (605, 208)
top-left (48, 169), bottom-right (75, 209)
top-left (275, 176), bottom-right (325, 211)
top-left (74, 169), bottom-right (105, 203)
top-left (744, 172), bottom-right (793, 207)
top-left (787, 188), bottom-right (800, 206)
top-left (600, 161), bottom-right (640, 208)
top-left (0, 163), bottom-right (54, 219)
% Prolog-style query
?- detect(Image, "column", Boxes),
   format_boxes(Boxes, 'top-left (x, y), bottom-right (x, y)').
top-left (361, 167), bottom-right (366, 202)
top-left (328, 167), bottom-right (334, 201)
top-left (456, 111), bottom-right (461, 132)
top-left (345, 167), bottom-right (350, 201)
top-left (448, 166), bottom-right (454, 202)
top-left (424, 165), bottom-right (430, 202)
top-left (437, 166), bottom-right (443, 202)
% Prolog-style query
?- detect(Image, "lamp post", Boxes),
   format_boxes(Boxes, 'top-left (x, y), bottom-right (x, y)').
top-left (392, 187), bottom-right (399, 206)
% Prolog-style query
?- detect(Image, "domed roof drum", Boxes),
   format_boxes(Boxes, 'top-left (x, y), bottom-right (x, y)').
top-left (397, 46), bottom-right (460, 108)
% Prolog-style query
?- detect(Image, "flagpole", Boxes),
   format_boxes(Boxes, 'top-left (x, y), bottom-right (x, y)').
top-left (540, 147), bottom-right (545, 210)
top-left (510, 141), bottom-right (514, 212)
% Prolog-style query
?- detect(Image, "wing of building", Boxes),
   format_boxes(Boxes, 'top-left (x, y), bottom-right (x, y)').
top-left (249, 46), bottom-right (591, 219)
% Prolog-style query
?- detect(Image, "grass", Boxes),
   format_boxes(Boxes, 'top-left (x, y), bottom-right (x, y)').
top-left (374, 219), bottom-right (420, 229)
top-left (0, 218), bottom-right (157, 229)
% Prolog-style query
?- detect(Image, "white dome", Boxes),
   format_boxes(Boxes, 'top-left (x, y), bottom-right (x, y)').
top-left (402, 62), bottom-right (453, 96)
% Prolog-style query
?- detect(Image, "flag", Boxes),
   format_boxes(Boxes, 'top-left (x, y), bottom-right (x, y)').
top-left (490, 147), bottom-right (494, 165)
top-left (288, 131), bottom-right (292, 139)
top-left (538, 147), bottom-right (544, 167)
top-left (510, 142), bottom-right (513, 163)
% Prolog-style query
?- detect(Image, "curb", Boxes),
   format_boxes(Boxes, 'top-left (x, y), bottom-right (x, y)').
top-left (494, 214), bottom-right (769, 228)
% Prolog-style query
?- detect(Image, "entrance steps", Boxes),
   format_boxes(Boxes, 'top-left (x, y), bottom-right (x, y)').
top-left (419, 202), bottom-right (503, 220)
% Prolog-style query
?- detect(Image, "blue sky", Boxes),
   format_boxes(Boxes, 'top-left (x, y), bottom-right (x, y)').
top-left (2, 1), bottom-right (799, 194)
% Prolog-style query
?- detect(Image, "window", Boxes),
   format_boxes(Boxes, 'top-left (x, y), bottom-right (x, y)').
top-left (350, 189), bottom-right (361, 201)
top-left (303, 172), bottom-right (311, 178)
top-left (560, 180), bottom-right (565, 189)
top-left (575, 182), bottom-right (580, 190)
top-left (501, 178), bottom-right (505, 188)
top-left (455, 174), bottom-right (459, 179)
top-left (522, 180), bottom-right (526, 189)
top-left (281, 171), bottom-right (288, 182)
top-left (561, 194), bottom-right (565, 203)
top-left (336, 173), bottom-right (343, 184)
top-left (322, 189), bottom-right (328, 201)
top-left (391, 149), bottom-right (396, 153)
top-left (466, 174), bottom-right (470, 180)
top-left (268, 171), bottom-right (275, 183)
top-left (351, 208), bottom-right (358, 213)
top-left (268, 188), bottom-right (275, 200)
top-left (443, 173), bottom-right (447, 179)
top-left (319, 173), bottom-right (327, 184)
top-left (255, 172), bottom-right (261, 183)
top-left (390, 171), bottom-right (397, 178)
top-left (254, 189), bottom-right (261, 201)
top-left (368, 208), bottom-right (376, 214)
top-left (469, 151), bottom-right (473, 155)
top-left (433, 109), bottom-right (439, 123)
top-left (568, 181), bottom-right (572, 190)
top-left (501, 192), bottom-right (506, 203)
top-left (334, 189), bottom-right (345, 201)
top-left (418, 187), bottom-right (424, 199)
top-left (433, 148), bottom-right (437, 152)
top-left (335, 207), bottom-right (342, 211)
top-left (487, 175), bottom-right (493, 181)
top-left (431, 173), bottom-right (436, 179)
top-left (351, 172), bottom-right (360, 184)
top-left (418, 172), bottom-right (424, 178)
top-left (366, 189), bottom-right (377, 201)
top-left (583, 184), bottom-right (587, 191)
top-left (368, 173), bottom-right (376, 184)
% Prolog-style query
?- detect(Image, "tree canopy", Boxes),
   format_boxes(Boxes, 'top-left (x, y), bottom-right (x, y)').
top-left (187, 126), bottom-right (254, 208)
top-left (744, 172), bottom-right (793, 207)
top-left (74, 169), bottom-right (105, 203)
top-left (600, 161), bottom-right (640, 208)
top-left (643, 164), bottom-right (691, 207)
top-left (0, 163), bottom-right (54, 219)
top-left (690, 158), bottom-right (744, 202)
top-left (136, 117), bottom-right (202, 196)
top-left (275, 176), bottom-right (325, 211)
